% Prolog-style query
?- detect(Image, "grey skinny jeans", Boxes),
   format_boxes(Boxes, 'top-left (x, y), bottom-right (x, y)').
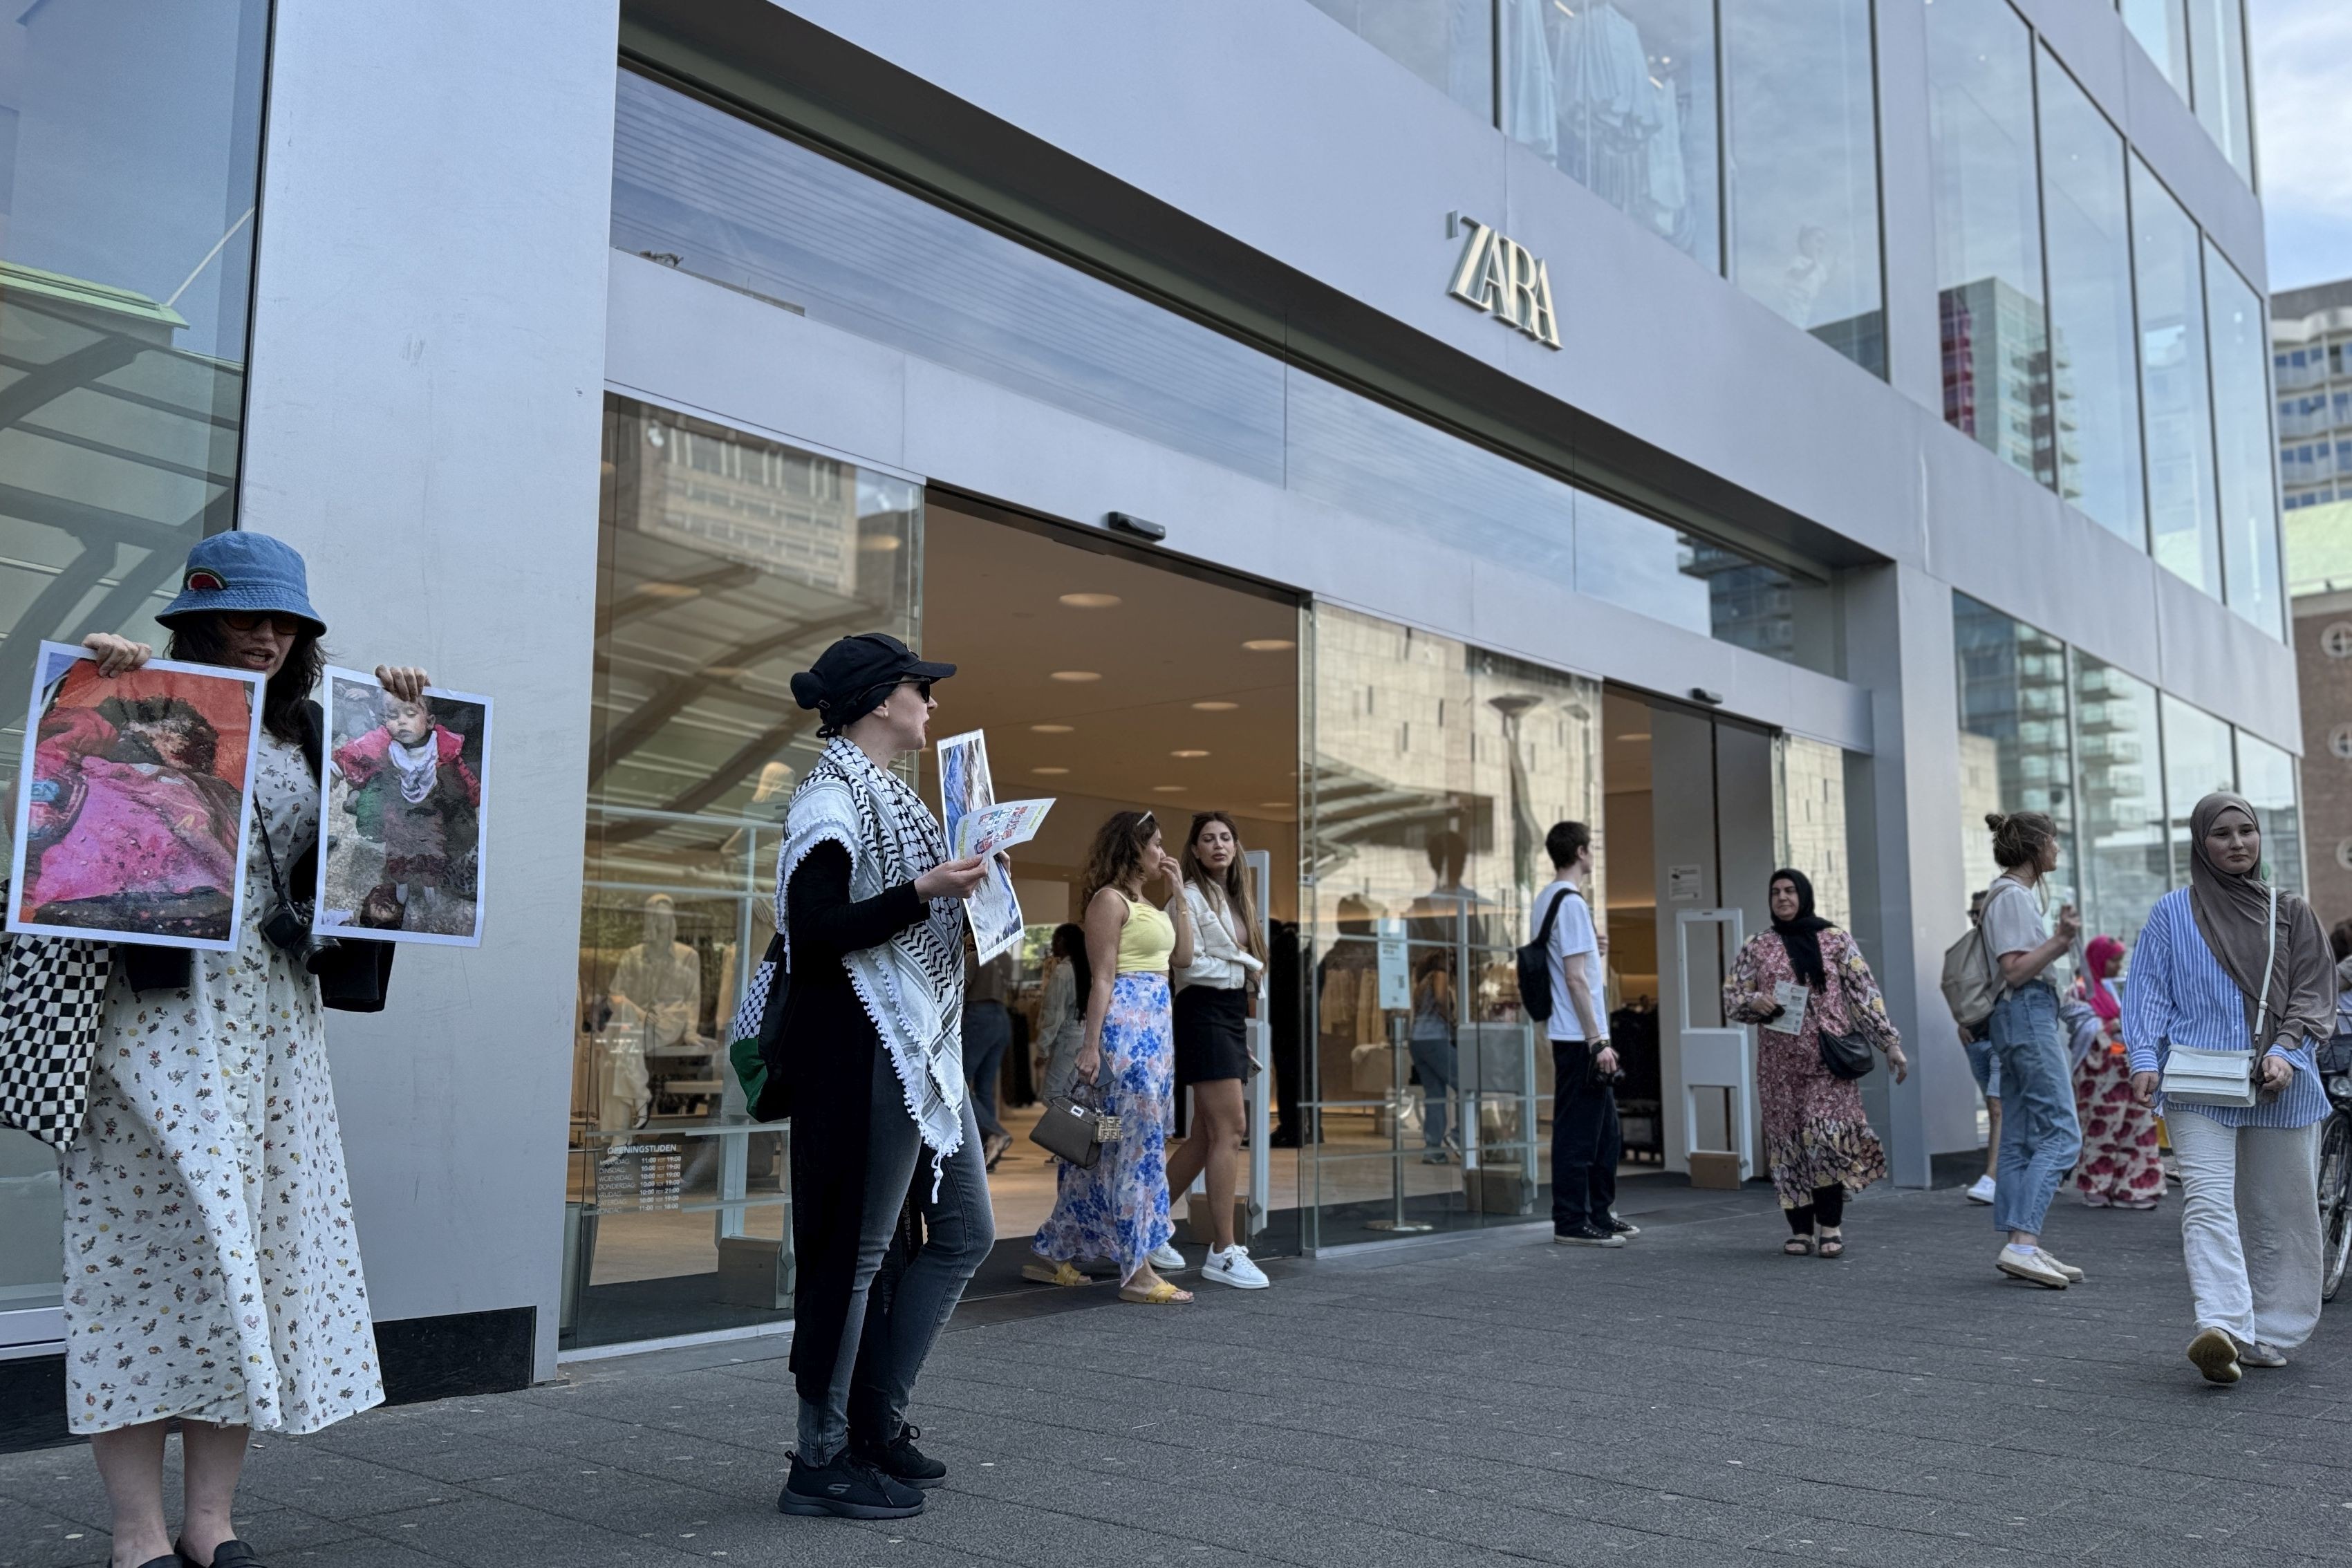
top-left (797, 1049), bottom-right (994, 1464)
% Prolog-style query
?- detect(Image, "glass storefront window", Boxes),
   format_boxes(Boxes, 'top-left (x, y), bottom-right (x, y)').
top-left (1502, 0), bottom-right (1720, 271)
top-left (2235, 730), bottom-right (2303, 894)
top-left (2038, 50), bottom-right (2146, 547)
top-left (0, 0), bottom-right (270, 1347)
top-left (1928, 0), bottom-right (2049, 487)
top-left (566, 396), bottom-right (920, 1349)
top-left (2069, 652), bottom-right (2167, 948)
top-left (1305, 605), bottom-right (1599, 1246)
top-left (2122, 0), bottom-right (2190, 96)
top-left (609, 72), bottom-right (1288, 485)
top-left (1774, 735), bottom-right (1850, 928)
top-left (1954, 594), bottom-right (2076, 908)
top-left (1723, 0), bottom-right (1885, 376)
top-left (2159, 692), bottom-right (2235, 882)
top-left (2207, 245), bottom-right (2284, 637)
top-left (2186, 0), bottom-right (2255, 185)
top-left (2132, 158), bottom-right (2221, 597)
top-left (1304, 0), bottom-right (1493, 121)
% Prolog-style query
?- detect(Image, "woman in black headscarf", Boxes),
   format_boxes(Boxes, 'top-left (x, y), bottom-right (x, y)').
top-left (1724, 869), bottom-right (1910, 1257)
top-left (2123, 792), bottom-right (2337, 1383)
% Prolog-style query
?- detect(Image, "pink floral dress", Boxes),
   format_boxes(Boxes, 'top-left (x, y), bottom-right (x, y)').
top-left (2071, 1014), bottom-right (2164, 1206)
top-left (1723, 929), bottom-right (1898, 1211)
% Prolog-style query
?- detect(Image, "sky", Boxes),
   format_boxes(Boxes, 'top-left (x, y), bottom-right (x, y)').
top-left (2253, 0), bottom-right (2352, 292)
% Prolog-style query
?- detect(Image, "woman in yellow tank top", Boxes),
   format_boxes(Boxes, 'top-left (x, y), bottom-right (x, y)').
top-left (1026, 810), bottom-right (1195, 1302)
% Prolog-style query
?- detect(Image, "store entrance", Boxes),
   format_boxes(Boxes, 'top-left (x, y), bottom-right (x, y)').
top-left (917, 494), bottom-right (1305, 1292)
top-left (1601, 687), bottom-right (1779, 1179)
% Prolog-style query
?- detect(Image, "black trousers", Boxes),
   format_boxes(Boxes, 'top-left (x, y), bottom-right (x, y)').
top-left (1550, 1040), bottom-right (1621, 1231)
top-left (1786, 1185), bottom-right (1847, 1234)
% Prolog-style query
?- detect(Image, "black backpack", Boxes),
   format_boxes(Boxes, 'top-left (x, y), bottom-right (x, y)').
top-left (1516, 886), bottom-right (1572, 1023)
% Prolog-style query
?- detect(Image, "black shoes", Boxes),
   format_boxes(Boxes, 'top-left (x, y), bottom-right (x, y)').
top-left (1552, 1224), bottom-right (1625, 1247)
top-left (778, 1449), bottom-right (925, 1518)
top-left (1603, 1213), bottom-right (1641, 1238)
top-left (855, 1421), bottom-right (948, 1488)
top-left (173, 1542), bottom-right (267, 1568)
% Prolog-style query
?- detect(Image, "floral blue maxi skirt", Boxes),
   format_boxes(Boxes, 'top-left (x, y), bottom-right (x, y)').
top-left (1030, 972), bottom-right (1175, 1283)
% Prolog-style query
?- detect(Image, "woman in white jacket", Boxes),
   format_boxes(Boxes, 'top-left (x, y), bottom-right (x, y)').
top-left (1166, 812), bottom-right (1272, 1289)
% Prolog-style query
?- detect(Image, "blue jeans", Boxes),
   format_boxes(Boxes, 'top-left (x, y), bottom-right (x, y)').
top-left (1986, 982), bottom-right (2080, 1238)
top-left (1408, 1026), bottom-right (1455, 1148)
top-left (962, 1000), bottom-right (1011, 1141)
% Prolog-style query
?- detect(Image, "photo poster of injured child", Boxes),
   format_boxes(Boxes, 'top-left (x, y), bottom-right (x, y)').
top-left (314, 666), bottom-right (492, 946)
top-left (8, 641), bottom-right (265, 951)
top-left (933, 728), bottom-right (1027, 963)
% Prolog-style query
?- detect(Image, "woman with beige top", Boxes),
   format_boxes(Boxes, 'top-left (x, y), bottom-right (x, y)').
top-left (1166, 812), bottom-right (1273, 1290)
top-left (1026, 810), bottom-right (1197, 1303)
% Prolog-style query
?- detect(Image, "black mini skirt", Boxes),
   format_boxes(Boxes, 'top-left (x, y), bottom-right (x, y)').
top-left (1173, 984), bottom-right (1250, 1087)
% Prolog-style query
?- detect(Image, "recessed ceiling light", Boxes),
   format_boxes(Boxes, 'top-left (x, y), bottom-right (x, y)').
top-left (1151, 785), bottom-right (1188, 794)
top-left (1258, 801), bottom-right (1292, 810)
top-left (704, 665), bottom-right (747, 679)
top-left (640, 582), bottom-right (702, 599)
top-left (1242, 638), bottom-right (1296, 653)
top-left (1058, 592), bottom-right (1121, 609)
top-left (1614, 732), bottom-right (1652, 742)
top-left (1049, 670), bottom-right (1102, 682)
top-left (1032, 766), bottom-right (1070, 776)
top-left (1170, 749), bottom-right (1209, 759)
top-left (857, 534), bottom-right (902, 552)
top-left (1191, 700), bottom-right (1240, 711)
top-left (1030, 723), bottom-right (1075, 734)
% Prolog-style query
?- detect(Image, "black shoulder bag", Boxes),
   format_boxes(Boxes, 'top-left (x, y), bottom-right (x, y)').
top-left (1515, 887), bottom-right (1569, 1023)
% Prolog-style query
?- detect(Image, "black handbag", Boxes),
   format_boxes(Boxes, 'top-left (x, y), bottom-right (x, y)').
top-left (1818, 1025), bottom-right (1874, 1081)
top-left (1027, 1081), bottom-right (1119, 1168)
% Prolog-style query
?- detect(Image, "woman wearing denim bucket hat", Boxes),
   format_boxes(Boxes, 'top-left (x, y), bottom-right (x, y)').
top-left (62, 531), bottom-right (429, 1568)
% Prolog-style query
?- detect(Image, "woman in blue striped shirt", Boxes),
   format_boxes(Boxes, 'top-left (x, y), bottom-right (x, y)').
top-left (2122, 792), bottom-right (2337, 1385)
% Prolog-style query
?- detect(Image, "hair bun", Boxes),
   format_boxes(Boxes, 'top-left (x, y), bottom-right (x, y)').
top-left (789, 671), bottom-right (826, 711)
top-left (1984, 812), bottom-right (2008, 832)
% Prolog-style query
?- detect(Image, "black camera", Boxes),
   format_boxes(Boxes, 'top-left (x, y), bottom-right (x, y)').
top-left (261, 899), bottom-right (342, 972)
top-left (1588, 1043), bottom-right (1625, 1089)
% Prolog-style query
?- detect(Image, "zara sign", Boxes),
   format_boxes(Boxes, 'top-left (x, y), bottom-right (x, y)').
top-left (1445, 212), bottom-right (1560, 349)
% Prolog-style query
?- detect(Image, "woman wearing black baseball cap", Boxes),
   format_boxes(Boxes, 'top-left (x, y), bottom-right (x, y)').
top-left (765, 632), bottom-right (993, 1520)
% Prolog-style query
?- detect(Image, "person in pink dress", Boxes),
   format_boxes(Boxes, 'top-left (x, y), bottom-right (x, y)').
top-left (22, 695), bottom-right (243, 940)
top-left (2071, 933), bottom-right (2163, 1208)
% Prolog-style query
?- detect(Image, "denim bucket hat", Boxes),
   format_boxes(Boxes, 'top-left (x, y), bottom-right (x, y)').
top-left (156, 531), bottom-right (326, 636)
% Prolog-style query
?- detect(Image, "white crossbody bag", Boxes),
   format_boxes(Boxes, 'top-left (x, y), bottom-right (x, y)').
top-left (2159, 883), bottom-right (2272, 1110)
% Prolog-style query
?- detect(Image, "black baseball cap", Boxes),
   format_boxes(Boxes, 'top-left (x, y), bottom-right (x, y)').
top-left (790, 633), bottom-right (955, 732)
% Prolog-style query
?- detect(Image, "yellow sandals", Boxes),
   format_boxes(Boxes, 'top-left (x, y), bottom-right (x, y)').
top-left (1020, 1258), bottom-right (1089, 1287)
top-left (1118, 1279), bottom-right (1193, 1305)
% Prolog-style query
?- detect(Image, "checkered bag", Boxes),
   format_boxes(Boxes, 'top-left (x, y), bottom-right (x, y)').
top-left (0, 922), bottom-right (111, 1150)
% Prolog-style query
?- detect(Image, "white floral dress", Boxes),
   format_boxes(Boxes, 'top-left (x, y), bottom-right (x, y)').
top-left (60, 732), bottom-right (383, 1435)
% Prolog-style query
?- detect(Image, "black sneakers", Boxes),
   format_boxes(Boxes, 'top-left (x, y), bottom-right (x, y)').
top-left (778, 1449), bottom-right (926, 1518)
top-left (854, 1422), bottom-right (948, 1489)
top-left (1603, 1213), bottom-right (1641, 1238)
top-left (1552, 1224), bottom-right (1625, 1247)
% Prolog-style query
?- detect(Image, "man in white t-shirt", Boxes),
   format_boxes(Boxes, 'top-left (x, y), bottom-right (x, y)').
top-left (1534, 821), bottom-right (1634, 1247)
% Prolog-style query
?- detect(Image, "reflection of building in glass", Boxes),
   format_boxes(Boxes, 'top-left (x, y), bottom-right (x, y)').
top-left (2070, 657), bottom-right (2167, 943)
top-left (2287, 498), bottom-right (2352, 919)
top-left (1775, 736), bottom-right (1850, 928)
top-left (637, 424), bottom-right (861, 597)
top-left (1953, 592), bottom-right (2074, 904)
top-left (2271, 280), bottom-right (2352, 513)
top-left (1939, 277), bottom-right (2061, 488)
top-left (1682, 543), bottom-right (1795, 664)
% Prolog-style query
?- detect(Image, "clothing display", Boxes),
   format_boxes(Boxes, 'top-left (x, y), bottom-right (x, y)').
top-left (61, 733), bottom-right (383, 1435)
top-left (1035, 958), bottom-right (1084, 1105)
top-left (610, 897), bottom-right (704, 1051)
top-left (1724, 927), bottom-right (1898, 1211)
top-left (1504, 0), bottom-right (1701, 250)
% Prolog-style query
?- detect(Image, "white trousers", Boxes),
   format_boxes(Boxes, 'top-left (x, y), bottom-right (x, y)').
top-left (2167, 1110), bottom-right (2323, 1350)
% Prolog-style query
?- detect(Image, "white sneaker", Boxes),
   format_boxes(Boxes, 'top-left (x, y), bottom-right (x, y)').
top-left (1149, 1242), bottom-right (1186, 1271)
top-left (1966, 1175), bottom-right (1997, 1204)
top-left (1996, 1244), bottom-right (2069, 1289)
top-left (2039, 1251), bottom-right (2087, 1284)
top-left (1202, 1244), bottom-right (1271, 1289)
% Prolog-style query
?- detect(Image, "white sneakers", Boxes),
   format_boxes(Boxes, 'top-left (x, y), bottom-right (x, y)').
top-left (1965, 1175), bottom-right (1997, 1204)
top-left (1202, 1244), bottom-right (1271, 1289)
top-left (1148, 1241), bottom-right (1186, 1271)
top-left (1995, 1244), bottom-right (2071, 1289)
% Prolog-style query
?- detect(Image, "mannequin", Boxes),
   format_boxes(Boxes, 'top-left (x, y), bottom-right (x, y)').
top-left (599, 893), bottom-right (703, 1132)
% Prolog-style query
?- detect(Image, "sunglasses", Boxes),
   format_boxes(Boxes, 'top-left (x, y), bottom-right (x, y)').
top-left (220, 610), bottom-right (307, 636)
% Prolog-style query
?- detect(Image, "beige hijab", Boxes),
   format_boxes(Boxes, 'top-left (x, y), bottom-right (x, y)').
top-left (2185, 792), bottom-right (2335, 1049)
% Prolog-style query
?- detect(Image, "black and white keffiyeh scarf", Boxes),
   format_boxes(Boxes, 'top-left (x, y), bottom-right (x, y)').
top-left (778, 736), bottom-right (968, 1168)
